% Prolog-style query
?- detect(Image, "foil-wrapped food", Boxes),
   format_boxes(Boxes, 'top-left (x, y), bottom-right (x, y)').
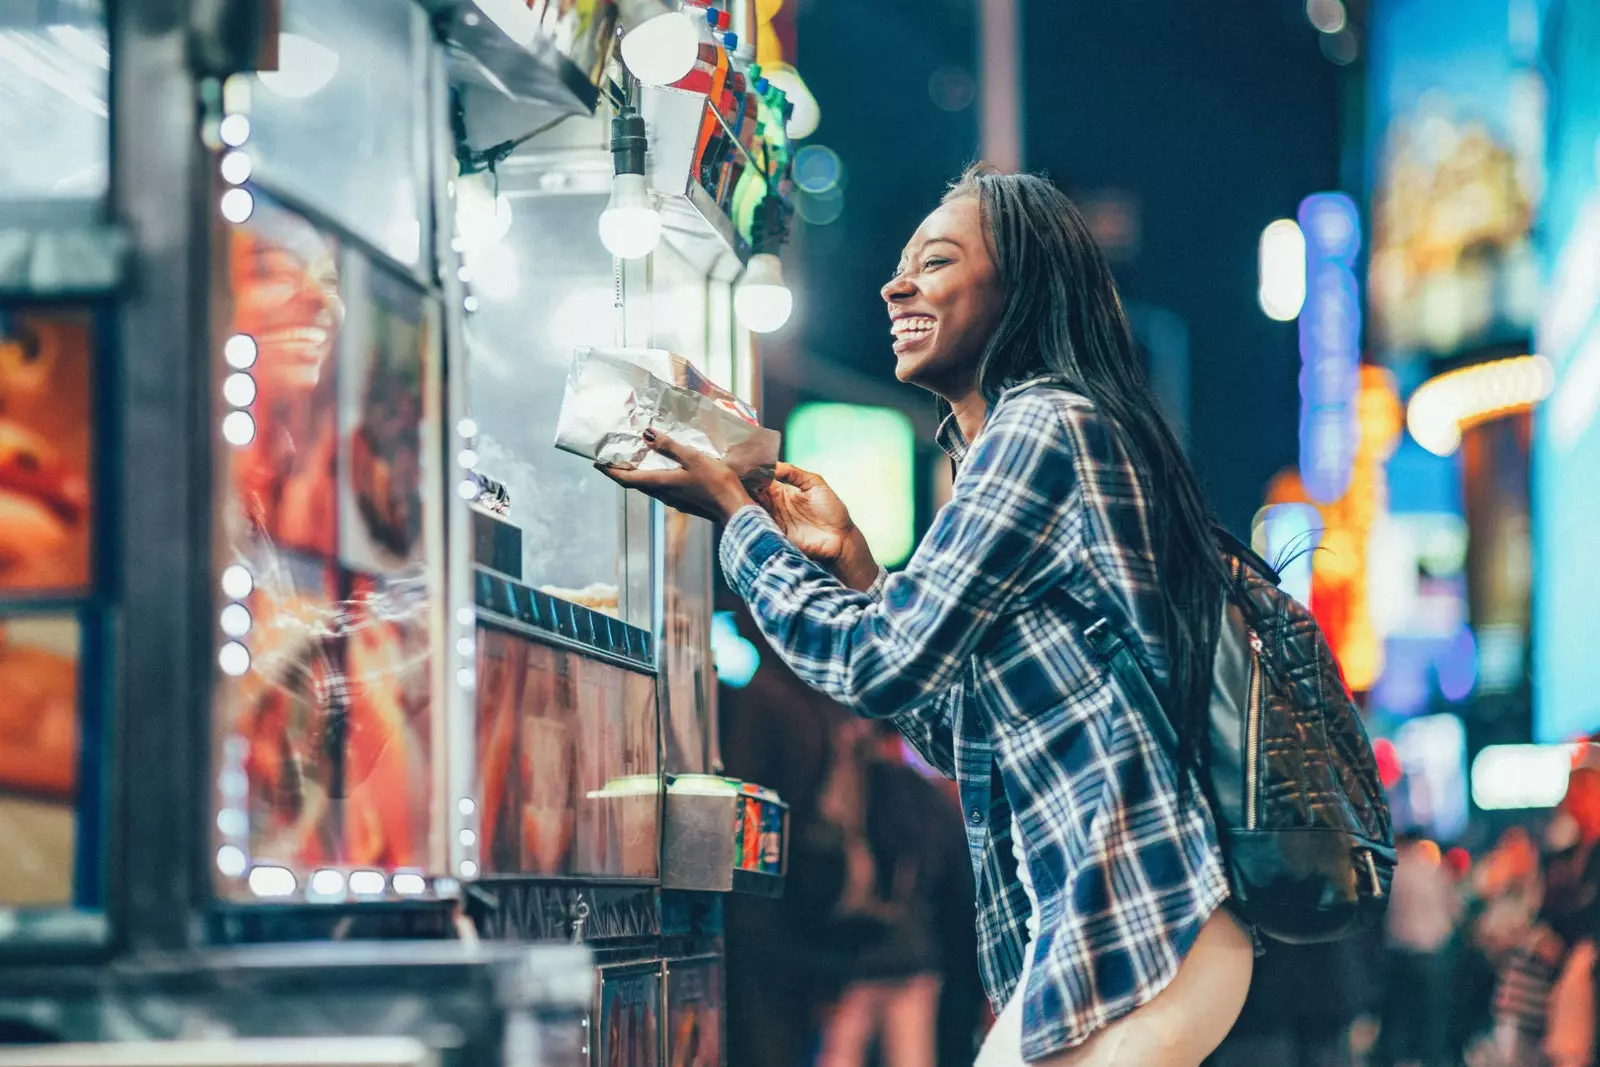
top-left (554, 348), bottom-right (779, 488)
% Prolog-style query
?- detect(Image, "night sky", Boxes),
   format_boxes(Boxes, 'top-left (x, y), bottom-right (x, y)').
top-left (778, 0), bottom-right (1347, 537)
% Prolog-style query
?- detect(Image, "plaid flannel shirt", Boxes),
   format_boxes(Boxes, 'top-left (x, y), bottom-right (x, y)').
top-left (719, 380), bottom-right (1229, 1059)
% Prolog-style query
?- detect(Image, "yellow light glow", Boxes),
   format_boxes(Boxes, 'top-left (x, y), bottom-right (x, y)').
top-left (1406, 354), bottom-right (1555, 456)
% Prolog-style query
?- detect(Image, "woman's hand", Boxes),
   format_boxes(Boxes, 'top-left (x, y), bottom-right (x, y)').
top-left (596, 429), bottom-right (754, 523)
top-left (757, 463), bottom-right (879, 592)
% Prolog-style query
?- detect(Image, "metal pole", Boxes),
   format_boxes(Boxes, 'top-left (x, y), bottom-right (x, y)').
top-left (110, 0), bottom-right (212, 952)
top-left (979, 0), bottom-right (1024, 172)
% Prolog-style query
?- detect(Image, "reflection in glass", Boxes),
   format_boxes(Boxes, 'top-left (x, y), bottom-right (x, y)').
top-left (0, 1), bottom-right (109, 216)
top-left (243, 0), bottom-right (426, 266)
top-left (0, 614), bottom-right (80, 908)
top-left (217, 195), bottom-right (444, 888)
top-left (466, 192), bottom-right (644, 623)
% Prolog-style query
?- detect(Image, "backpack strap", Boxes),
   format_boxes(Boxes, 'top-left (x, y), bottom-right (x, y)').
top-left (1051, 591), bottom-right (1181, 754)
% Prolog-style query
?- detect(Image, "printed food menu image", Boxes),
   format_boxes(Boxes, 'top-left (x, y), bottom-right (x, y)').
top-left (666, 959), bottom-right (722, 1067)
top-left (474, 626), bottom-right (524, 874)
top-left (596, 965), bottom-right (662, 1067)
top-left (339, 261), bottom-right (428, 574)
top-left (228, 196), bottom-right (342, 558)
top-left (472, 626), bottom-right (658, 877)
top-left (0, 613), bottom-right (80, 907)
top-left (218, 193), bottom-right (443, 887)
top-left (572, 661), bottom-right (660, 879)
top-left (0, 310), bottom-right (92, 594)
top-left (519, 642), bottom-right (576, 875)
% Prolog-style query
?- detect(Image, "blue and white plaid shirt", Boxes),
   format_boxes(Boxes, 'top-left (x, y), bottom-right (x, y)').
top-left (720, 380), bottom-right (1230, 1059)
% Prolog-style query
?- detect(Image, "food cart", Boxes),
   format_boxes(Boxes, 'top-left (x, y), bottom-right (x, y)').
top-left (0, 2), bottom-right (794, 1064)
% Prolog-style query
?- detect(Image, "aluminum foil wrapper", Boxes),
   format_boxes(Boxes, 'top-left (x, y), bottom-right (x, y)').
top-left (555, 348), bottom-right (779, 488)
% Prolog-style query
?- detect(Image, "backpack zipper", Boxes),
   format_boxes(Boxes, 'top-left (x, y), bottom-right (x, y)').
top-left (1244, 629), bottom-right (1264, 830)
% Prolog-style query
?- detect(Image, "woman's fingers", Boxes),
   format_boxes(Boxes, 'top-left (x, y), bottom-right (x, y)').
top-left (773, 461), bottom-right (823, 490)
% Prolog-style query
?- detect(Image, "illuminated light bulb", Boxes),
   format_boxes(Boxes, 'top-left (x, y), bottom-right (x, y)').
top-left (248, 866), bottom-right (296, 898)
top-left (222, 410), bottom-right (256, 446)
top-left (598, 173), bottom-right (663, 260)
top-left (458, 797), bottom-right (477, 816)
top-left (460, 829), bottom-right (477, 848)
top-left (458, 448), bottom-right (479, 469)
top-left (459, 860), bottom-right (479, 878)
top-left (224, 334), bottom-right (258, 369)
top-left (391, 873), bottom-right (427, 896)
top-left (456, 175), bottom-right (514, 246)
top-left (216, 845), bottom-right (248, 878)
top-left (735, 253), bottom-right (794, 333)
top-left (619, 8), bottom-right (700, 87)
top-left (219, 113), bottom-right (251, 147)
top-left (223, 372), bottom-right (257, 408)
top-left (221, 564), bottom-right (253, 600)
top-left (458, 417), bottom-right (478, 439)
top-left (456, 607), bottom-right (475, 627)
top-left (220, 187), bottom-right (255, 224)
top-left (349, 870), bottom-right (386, 896)
top-left (218, 641), bottom-right (251, 677)
top-left (220, 150), bottom-right (253, 185)
top-left (258, 33), bottom-right (340, 100)
top-left (764, 66), bottom-right (821, 140)
top-left (458, 478), bottom-right (479, 500)
top-left (309, 868), bottom-right (346, 896)
top-left (1258, 219), bottom-right (1307, 321)
top-left (1306, 0), bottom-right (1347, 34)
top-left (456, 667), bottom-right (476, 690)
top-left (216, 807), bottom-right (247, 837)
top-left (220, 603), bottom-right (252, 638)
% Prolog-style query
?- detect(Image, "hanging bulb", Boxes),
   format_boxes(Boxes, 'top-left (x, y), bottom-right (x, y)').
top-left (618, 4), bottom-right (700, 87)
top-left (598, 105), bottom-right (661, 260)
top-left (735, 253), bottom-right (792, 333)
top-left (599, 173), bottom-right (662, 259)
top-left (258, 33), bottom-right (340, 99)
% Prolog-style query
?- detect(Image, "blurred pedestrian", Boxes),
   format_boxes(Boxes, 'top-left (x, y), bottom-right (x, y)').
top-left (1483, 771), bottom-right (1600, 1067)
top-left (604, 165), bottom-right (1256, 1065)
top-left (1379, 833), bottom-right (1462, 1067)
top-left (1206, 937), bottom-right (1367, 1067)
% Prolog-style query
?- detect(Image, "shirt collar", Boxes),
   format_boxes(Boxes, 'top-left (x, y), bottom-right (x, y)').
top-left (935, 410), bottom-right (970, 464)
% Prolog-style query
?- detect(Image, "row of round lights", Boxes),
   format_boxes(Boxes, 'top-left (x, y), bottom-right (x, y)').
top-left (455, 416), bottom-right (481, 882)
top-left (1406, 354), bottom-right (1555, 456)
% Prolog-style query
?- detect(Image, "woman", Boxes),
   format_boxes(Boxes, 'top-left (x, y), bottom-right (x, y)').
top-left (602, 166), bottom-right (1254, 1065)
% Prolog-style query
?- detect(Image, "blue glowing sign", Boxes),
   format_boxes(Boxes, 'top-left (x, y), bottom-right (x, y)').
top-left (1297, 192), bottom-right (1363, 505)
top-left (711, 611), bottom-right (759, 688)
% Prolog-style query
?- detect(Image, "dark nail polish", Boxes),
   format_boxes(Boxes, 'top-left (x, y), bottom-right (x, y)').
top-left (643, 428), bottom-right (658, 443)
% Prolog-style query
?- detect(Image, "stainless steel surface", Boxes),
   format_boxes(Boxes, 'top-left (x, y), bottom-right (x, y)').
top-left (659, 789), bottom-right (737, 893)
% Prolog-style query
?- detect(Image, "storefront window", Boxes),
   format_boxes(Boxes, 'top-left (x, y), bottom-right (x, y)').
top-left (240, 0), bottom-right (429, 267)
top-left (0, 1), bottom-right (110, 223)
top-left (466, 188), bottom-right (653, 628)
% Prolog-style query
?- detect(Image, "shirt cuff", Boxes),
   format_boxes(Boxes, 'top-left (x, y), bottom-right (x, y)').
top-left (718, 505), bottom-right (788, 601)
top-left (865, 567), bottom-right (889, 600)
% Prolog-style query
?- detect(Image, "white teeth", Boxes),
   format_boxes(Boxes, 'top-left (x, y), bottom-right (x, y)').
top-left (891, 317), bottom-right (935, 338)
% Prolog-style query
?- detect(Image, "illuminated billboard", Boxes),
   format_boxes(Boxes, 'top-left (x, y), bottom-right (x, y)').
top-left (1532, 0), bottom-right (1600, 743)
top-left (1365, 0), bottom-right (1544, 364)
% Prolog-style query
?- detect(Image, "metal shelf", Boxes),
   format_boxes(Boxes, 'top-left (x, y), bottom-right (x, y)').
top-left (473, 565), bottom-right (655, 671)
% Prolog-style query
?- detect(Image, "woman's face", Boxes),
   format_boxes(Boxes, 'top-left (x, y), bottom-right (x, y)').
top-left (880, 195), bottom-right (1005, 396)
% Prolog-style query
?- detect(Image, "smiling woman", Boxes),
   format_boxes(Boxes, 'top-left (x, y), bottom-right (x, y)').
top-left (603, 166), bottom-right (1254, 1066)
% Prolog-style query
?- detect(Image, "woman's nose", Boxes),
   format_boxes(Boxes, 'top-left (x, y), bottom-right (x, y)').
top-left (880, 272), bottom-right (916, 303)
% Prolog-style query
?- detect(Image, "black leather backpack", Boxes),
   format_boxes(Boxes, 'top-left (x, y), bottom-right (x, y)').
top-left (1071, 531), bottom-right (1396, 944)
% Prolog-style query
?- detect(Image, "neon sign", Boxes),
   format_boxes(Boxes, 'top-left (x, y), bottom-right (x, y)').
top-left (1298, 192), bottom-right (1363, 504)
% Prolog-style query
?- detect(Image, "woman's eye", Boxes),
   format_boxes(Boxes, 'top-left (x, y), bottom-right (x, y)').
top-left (923, 257), bottom-right (950, 270)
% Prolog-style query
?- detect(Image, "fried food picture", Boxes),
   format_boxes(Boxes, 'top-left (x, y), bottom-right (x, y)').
top-left (0, 313), bottom-right (92, 594)
top-left (0, 616), bottom-right (78, 800)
